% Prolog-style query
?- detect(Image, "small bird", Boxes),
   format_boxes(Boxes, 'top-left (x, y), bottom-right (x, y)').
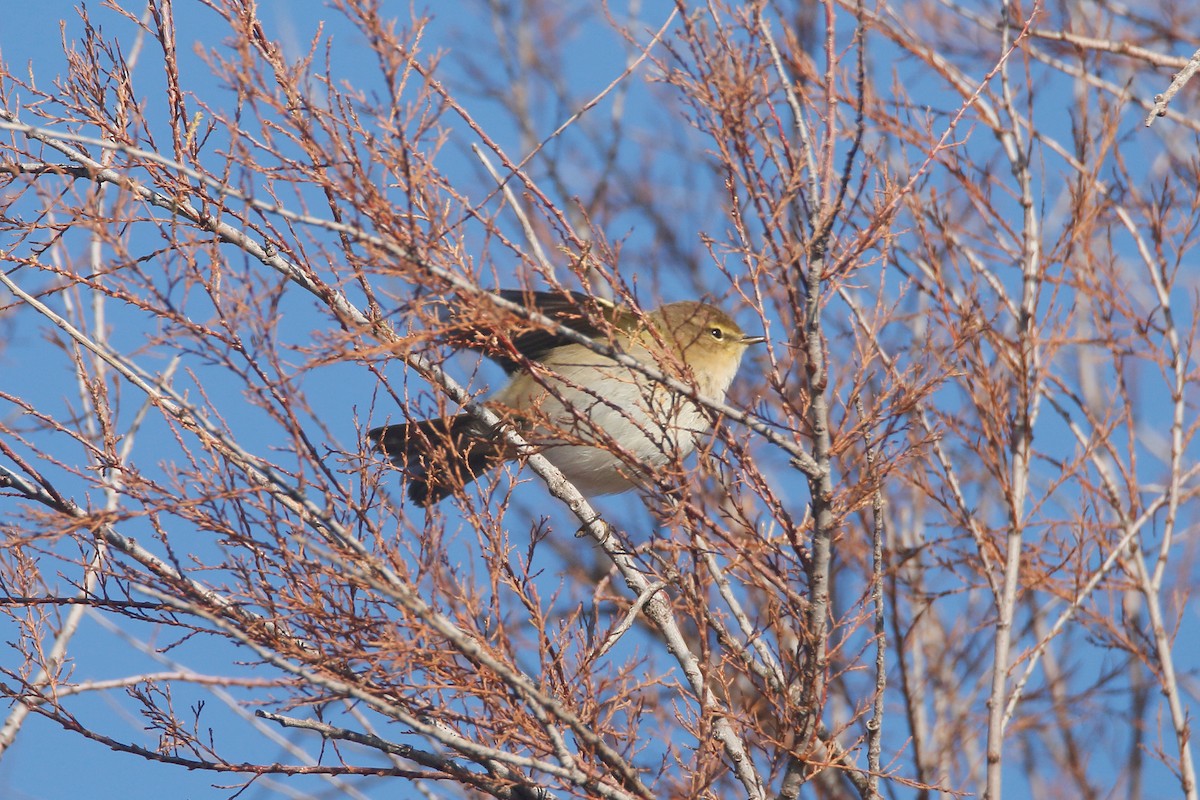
top-left (369, 290), bottom-right (764, 505)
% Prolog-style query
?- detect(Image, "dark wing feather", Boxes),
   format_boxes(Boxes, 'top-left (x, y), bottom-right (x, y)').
top-left (455, 290), bottom-right (629, 373)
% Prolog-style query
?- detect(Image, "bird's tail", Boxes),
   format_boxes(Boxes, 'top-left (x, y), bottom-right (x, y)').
top-left (368, 415), bottom-right (503, 506)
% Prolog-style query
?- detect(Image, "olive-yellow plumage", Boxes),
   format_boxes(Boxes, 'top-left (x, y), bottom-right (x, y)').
top-left (369, 291), bottom-right (763, 505)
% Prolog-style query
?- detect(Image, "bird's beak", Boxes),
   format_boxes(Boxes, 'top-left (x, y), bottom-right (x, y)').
top-left (741, 335), bottom-right (767, 345)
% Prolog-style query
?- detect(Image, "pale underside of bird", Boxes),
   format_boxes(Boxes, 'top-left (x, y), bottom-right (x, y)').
top-left (369, 289), bottom-right (761, 505)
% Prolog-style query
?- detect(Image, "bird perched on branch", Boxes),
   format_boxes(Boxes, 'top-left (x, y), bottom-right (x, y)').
top-left (369, 289), bottom-right (764, 505)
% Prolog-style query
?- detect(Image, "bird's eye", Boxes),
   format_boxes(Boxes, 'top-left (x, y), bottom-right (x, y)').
top-left (709, 327), bottom-right (725, 341)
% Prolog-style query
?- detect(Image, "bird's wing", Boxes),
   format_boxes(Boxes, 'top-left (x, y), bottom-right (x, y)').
top-left (450, 289), bottom-right (632, 374)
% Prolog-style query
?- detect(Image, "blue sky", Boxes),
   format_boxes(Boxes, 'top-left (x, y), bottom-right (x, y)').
top-left (1, 1), bottom-right (1198, 799)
